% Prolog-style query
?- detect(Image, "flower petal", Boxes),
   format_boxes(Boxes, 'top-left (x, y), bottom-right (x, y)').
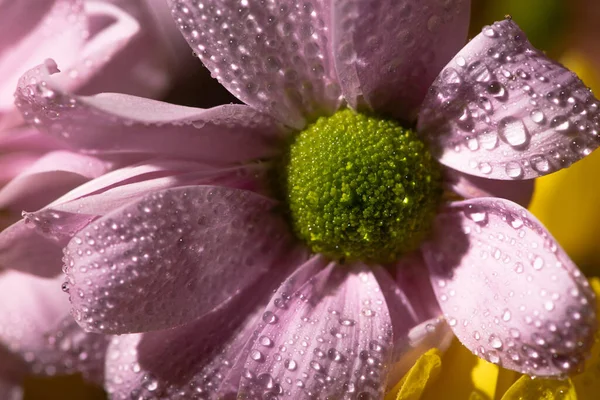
top-left (167, 0), bottom-right (342, 128)
top-left (237, 262), bottom-right (395, 399)
top-left (0, 379), bottom-right (22, 400)
top-left (421, 197), bottom-right (597, 377)
top-left (49, 0), bottom-right (139, 93)
top-left (0, 0), bottom-right (86, 113)
top-left (332, 0), bottom-right (471, 120)
top-left (501, 375), bottom-right (576, 400)
top-left (103, 251), bottom-right (314, 399)
top-left (0, 151), bottom-right (110, 216)
top-left (0, 271), bottom-right (108, 384)
top-left (444, 168), bottom-right (535, 208)
top-left (418, 19), bottom-right (600, 180)
top-left (22, 161), bottom-right (270, 247)
top-left (15, 60), bottom-right (287, 164)
top-left (64, 186), bottom-right (296, 334)
top-left (384, 348), bottom-right (443, 400)
top-left (0, 221), bottom-right (63, 277)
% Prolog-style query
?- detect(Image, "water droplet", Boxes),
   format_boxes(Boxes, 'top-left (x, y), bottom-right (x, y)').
top-left (466, 208), bottom-right (488, 225)
top-left (284, 359), bottom-right (297, 371)
top-left (530, 110), bottom-right (545, 124)
top-left (483, 27), bottom-right (497, 37)
top-left (514, 262), bottom-right (524, 274)
top-left (532, 256), bottom-right (544, 270)
top-left (251, 349), bottom-right (264, 362)
top-left (498, 117), bottom-right (529, 148)
top-left (550, 115), bottom-right (571, 133)
top-left (502, 309), bottom-right (512, 321)
top-left (505, 162), bottom-right (524, 178)
top-left (489, 335), bottom-right (503, 349)
top-left (530, 155), bottom-right (551, 173)
top-left (310, 361), bottom-right (323, 372)
top-left (262, 311), bottom-right (278, 324)
top-left (468, 61), bottom-right (491, 82)
top-left (478, 162), bottom-right (492, 174)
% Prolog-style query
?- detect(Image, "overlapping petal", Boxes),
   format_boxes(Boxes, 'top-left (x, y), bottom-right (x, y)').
top-left (0, 222), bottom-right (64, 277)
top-left (418, 19), bottom-right (600, 180)
top-left (422, 197), bottom-right (596, 377)
top-left (332, 0), bottom-right (471, 121)
top-left (15, 60), bottom-right (287, 164)
top-left (64, 186), bottom-right (297, 334)
top-left (0, 271), bottom-right (108, 385)
top-left (444, 168), bottom-right (535, 208)
top-left (168, 0), bottom-right (342, 129)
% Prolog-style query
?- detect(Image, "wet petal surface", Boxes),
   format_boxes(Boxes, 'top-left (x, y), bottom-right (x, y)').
top-left (0, 271), bottom-right (108, 384)
top-left (333, 0), bottom-right (470, 121)
top-left (15, 60), bottom-right (287, 164)
top-left (168, 0), bottom-right (341, 128)
top-left (64, 186), bottom-right (295, 334)
top-left (421, 197), bottom-right (596, 377)
top-left (419, 19), bottom-right (600, 179)
top-left (104, 251), bottom-right (312, 399)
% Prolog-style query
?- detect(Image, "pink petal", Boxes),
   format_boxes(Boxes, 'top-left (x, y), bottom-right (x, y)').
top-left (23, 161), bottom-right (269, 242)
top-left (103, 251), bottom-right (313, 399)
top-left (0, 0), bottom-right (86, 115)
top-left (0, 271), bottom-right (108, 384)
top-left (444, 168), bottom-right (535, 208)
top-left (0, 151), bottom-right (110, 216)
top-left (81, 0), bottom-right (196, 98)
top-left (15, 61), bottom-right (287, 163)
top-left (237, 262), bottom-right (396, 399)
top-left (0, 221), bottom-right (64, 277)
top-left (64, 186), bottom-right (296, 334)
top-left (332, 0), bottom-right (471, 120)
top-left (167, 0), bottom-right (342, 129)
top-left (418, 19), bottom-right (600, 180)
top-left (421, 197), bottom-right (597, 377)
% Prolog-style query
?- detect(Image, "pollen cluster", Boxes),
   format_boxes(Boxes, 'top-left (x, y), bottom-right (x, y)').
top-left (284, 109), bottom-right (443, 263)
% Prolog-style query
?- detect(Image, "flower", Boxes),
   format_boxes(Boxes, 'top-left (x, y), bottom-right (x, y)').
top-left (2, 0), bottom-right (600, 399)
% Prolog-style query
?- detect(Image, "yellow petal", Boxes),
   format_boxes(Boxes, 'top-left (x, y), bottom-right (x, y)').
top-left (501, 376), bottom-right (577, 400)
top-left (384, 348), bottom-right (442, 400)
top-left (421, 339), bottom-right (500, 400)
top-left (572, 278), bottom-right (600, 399)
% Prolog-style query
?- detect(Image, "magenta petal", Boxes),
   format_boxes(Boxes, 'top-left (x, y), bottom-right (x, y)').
top-left (0, 271), bottom-right (108, 384)
top-left (444, 168), bottom-right (535, 208)
top-left (332, 0), bottom-right (471, 120)
top-left (65, 186), bottom-right (296, 334)
top-left (421, 197), bottom-right (597, 377)
top-left (418, 19), bottom-right (600, 180)
top-left (15, 61), bottom-right (287, 164)
top-left (237, 262), bottom-right (395, 399)
top-left (168, 0), bottom-right (342, 129)
top-left (0, 221), bottom-right (63, 277)
top-left (103, 251), bottom-right (313, 399)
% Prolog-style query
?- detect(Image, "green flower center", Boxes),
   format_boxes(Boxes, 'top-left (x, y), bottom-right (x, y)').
top-left (282, 109), bottom-right (443, 264)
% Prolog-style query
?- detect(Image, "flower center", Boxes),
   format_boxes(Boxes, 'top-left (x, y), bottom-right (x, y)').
top-left (282, 109), bottom-right (443, 263)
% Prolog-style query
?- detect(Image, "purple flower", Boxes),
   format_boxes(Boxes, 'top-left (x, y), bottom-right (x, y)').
top-left (2, 0), bottom-right (599, 399)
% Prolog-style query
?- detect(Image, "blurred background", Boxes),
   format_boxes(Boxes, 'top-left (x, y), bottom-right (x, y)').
top-left (22, 0), bottom-right (600, 398)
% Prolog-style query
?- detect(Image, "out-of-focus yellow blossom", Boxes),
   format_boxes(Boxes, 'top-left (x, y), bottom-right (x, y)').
top-left (529, 52), bottom-right (600, 274)
top-left (385, 278), bottom-right (600, 400)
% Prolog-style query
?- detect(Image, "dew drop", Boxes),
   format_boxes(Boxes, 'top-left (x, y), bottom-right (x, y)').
top-left (498, 117), bottom-right (529, 148)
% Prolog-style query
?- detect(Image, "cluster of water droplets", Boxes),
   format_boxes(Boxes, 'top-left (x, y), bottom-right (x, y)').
top-left (237, 264), bottom-right (393, 399)
top-left (419, 19), bottom-right (600, 179)
top-left (426, 199), bottom-right (596, 377)
top-left (102, 259), bottom-right (396, 399)
top-left (169, 0), bottom-right (341, 127)
top-left (333, 0), bottom-right (468, 116)
top-left (61, 187), bottom-right (291, 334)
